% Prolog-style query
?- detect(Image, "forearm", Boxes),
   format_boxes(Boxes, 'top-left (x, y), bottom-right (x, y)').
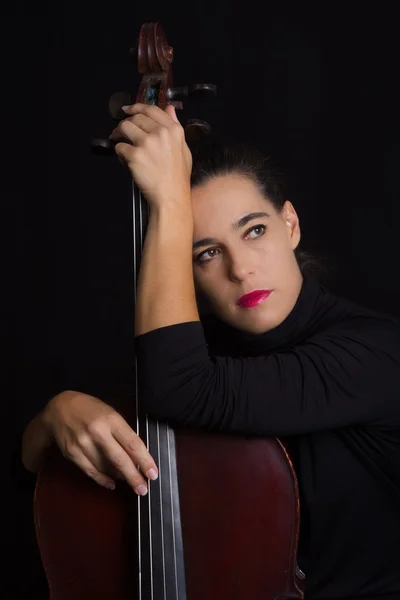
top-left (21, 412), bottom-right (53, 473)
top-left (135, 202), bottom-right (200, 336)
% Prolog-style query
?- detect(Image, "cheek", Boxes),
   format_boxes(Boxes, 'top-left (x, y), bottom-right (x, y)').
top-left (194, 269), bottom-right (225, 304)
top-left (250, 237), bottom-right (295, 282)
top-left (194, 269), bottom-right (213, 295)
top-left (264, 232), bottom-right (294, 261)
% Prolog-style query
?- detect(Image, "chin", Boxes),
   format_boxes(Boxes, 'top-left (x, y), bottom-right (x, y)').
top-left (222, 312), bottom-right (280, 335)
top-left (212, 299), bottom-right (285, 334)
top-left (237, 320), bottom-right (277, 335)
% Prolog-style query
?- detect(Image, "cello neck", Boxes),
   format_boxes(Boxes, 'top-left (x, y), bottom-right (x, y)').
top-left (132, 181), bottom-right (187, 599)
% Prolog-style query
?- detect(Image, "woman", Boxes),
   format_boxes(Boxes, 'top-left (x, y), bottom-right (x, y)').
top-left (22, 104), bottom-right (400, 599)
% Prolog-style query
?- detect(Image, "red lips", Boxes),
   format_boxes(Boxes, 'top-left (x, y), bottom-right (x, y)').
top-left (237, 290), bottom-right (272, 308)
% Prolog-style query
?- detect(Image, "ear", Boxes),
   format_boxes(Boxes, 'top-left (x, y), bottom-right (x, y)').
top-left (282, 201), bottom-right (301, 250)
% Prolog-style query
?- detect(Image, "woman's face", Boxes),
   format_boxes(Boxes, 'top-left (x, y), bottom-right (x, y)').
top-left (191, 173), bottom-right (303, 334)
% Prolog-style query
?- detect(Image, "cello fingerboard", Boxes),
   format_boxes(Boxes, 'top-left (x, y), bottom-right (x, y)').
top-left (133, 184), bottom-right (187, 599)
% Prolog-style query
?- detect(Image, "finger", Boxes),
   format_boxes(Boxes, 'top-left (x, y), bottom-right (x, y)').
top-left (80, 439), bottom-right (120, 480)
top-left (164, 104), bottom-right (180, 123)
top-left (128, 113), bottom-right (160, 133)
top-left (108, 465), bottom-right (125, 480)
top-left (122, 103), bottom-right (176, 128)
top-left (109, 119), bottom-right (145, 144)
top-left (66, 448), bottom-right (116, 490)
top-left (101, 433), bottom-right (150, 495)
top-left (113, 420), bottom-right (159, 481)
top-left (114, 141), bottom-right (136, 166)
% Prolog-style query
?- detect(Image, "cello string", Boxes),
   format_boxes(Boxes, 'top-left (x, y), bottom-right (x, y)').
top-left (132, 183), bottom-right (143, 600)
top-left (139, 191), bottom-right (155, 599)
top-left (167, 426), bottom-right (179, 597)
top-left (145, 408), bottom-right (154, 599)
top-left (157, 420), bottom-right (168, 597)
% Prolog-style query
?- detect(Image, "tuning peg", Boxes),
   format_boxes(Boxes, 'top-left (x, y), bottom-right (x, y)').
top-left (108, 92), bottom-right (132, 120)
top-left (89, 92), bottom-right (131, 154)
top-left (184, 118), bottom-right (212, 141)
top-left (167, 84), bottom-right (217, 101)
top-left (170, 101), bottom-right (184, 110)
top-left (90, 138), bottom-right (116, 155)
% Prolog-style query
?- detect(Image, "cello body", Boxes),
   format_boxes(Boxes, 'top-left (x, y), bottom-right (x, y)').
top-left (34, 22), bottom-right (305, 600)
top-left (35, 431), bottom-right (304, 599)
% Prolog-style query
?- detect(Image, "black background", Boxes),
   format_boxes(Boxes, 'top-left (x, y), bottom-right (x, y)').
top-left (4, 2), bottom-right (400, 596)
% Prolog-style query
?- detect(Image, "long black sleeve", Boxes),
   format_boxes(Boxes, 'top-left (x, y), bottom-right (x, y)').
top-left (136, 316), bottom-right (400, 436)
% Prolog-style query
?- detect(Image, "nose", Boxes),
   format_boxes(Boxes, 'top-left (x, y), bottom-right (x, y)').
top-left (226, 248), bottom-right (255, 283)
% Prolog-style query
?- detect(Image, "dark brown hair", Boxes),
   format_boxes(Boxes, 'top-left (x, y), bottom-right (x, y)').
top-left (190, 142), bottom-right (324, 278)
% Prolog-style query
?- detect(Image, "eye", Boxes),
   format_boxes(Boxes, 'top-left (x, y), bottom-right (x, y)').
top-left (244, 224), bottom-right (266, 239)
top-left (194, 247), bottom-right (221, 264)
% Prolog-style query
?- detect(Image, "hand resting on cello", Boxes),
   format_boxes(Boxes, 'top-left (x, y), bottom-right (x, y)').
top-left (21, 390), bottom-right (159, 495)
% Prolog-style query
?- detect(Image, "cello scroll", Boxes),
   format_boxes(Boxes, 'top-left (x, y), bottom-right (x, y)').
top-left (91, 22), bottom-right (216, 154)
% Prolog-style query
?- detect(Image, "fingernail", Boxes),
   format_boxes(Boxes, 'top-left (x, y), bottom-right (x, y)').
top-left (137, 484), bottom-right (148, 496)
top-left (146, 468), bottom-right (158, 481)
top-left (105, 482), bottom-right (115, 490)
top-left (121, 105), bottom-right (130, 111)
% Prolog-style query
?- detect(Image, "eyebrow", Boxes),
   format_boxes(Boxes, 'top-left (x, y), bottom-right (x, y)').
top-left (192, 211), bottom-right (270, 250)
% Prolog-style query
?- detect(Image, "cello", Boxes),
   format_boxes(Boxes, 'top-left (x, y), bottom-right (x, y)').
top-left (34, 22), bottom-right (305, 599)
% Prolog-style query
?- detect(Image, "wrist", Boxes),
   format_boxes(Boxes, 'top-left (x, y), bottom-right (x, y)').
top-left (149, 201), bottom-right (193, 237)
top-left (41, 390), bottom-right (75, 430)
top-left (150, 191), bottom-right (192, 214)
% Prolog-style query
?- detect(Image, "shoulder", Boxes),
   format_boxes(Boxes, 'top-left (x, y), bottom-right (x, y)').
top-left (300, 295), bottom-right (400, 420)
top-left (310, 289), bottom-right (400, 365)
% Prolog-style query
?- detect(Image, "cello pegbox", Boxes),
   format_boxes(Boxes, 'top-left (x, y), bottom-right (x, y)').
top-left (91, 22), bottom-right (217, 152)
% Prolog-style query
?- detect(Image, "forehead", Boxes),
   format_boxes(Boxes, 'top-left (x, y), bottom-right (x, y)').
top-left (191, 174), bottom-right (272, 232)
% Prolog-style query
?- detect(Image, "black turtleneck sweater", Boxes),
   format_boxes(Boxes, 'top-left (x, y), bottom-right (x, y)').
top-left (136, 278), bottom-right (400, 600)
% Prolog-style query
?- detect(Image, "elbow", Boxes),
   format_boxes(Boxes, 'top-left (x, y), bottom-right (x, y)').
top-left (141, 385), bottom-right (180, 423)
top-left (141, 385), bottom-right (201, 427)
top-left (21, 435), bottom-right (39, 473)
top-left (21, 415), bottom-right (52, 473)
top-left (139, 361), bottom-right (217, 427)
